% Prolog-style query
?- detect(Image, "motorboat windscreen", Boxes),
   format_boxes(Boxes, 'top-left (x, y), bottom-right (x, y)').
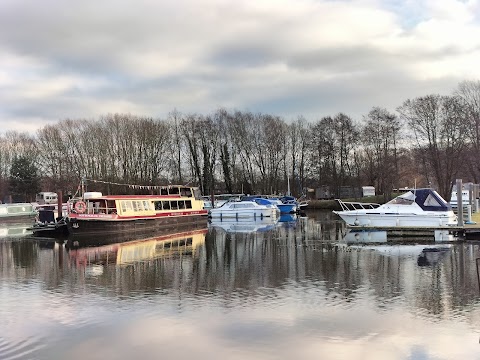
top-left (386, 191), bottom-right (415, 205)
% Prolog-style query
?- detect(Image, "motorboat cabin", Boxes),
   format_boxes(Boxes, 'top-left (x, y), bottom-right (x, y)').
top-left (209, 200), bottom-right (279, 219)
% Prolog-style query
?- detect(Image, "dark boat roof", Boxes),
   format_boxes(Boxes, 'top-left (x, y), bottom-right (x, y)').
top-left (395, 188), bottom-right (452, 212)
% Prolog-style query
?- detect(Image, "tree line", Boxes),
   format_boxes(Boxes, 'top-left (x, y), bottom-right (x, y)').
top-left (1, 80), bottom-right (480, 203)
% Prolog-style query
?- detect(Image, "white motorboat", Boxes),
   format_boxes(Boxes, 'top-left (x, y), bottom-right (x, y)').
top-left (202, 194), bottom-right (244, 209)
top-left (209, 200), bottom-right (279, 219)
top-left (333, 188), bottom-right (457, 228)
top-left (0, 203), bottom-right (37, 222)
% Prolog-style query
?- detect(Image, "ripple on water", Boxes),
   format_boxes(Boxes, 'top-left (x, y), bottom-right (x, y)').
top-left (0, 336), bottom-right (45, 360)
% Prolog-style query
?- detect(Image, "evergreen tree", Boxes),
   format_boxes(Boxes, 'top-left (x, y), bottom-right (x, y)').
top-left (9, 156), bottom-right (40, 202)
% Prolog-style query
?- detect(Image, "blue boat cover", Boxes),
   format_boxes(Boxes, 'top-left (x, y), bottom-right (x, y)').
top-left (389, 188), bottom-right (451, 211)
top-left (252, 198), bottom-right (275, 206)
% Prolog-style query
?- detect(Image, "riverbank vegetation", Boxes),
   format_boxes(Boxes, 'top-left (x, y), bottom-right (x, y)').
top-left (1, 80), bottom-right (479, 203)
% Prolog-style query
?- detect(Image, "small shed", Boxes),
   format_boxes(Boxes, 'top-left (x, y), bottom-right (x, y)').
top-left (362, 186), bottom-right (375, 197)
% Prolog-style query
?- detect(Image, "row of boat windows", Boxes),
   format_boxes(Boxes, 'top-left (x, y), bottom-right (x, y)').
top-left (81, 199), bottom-right (195, 214)
top-left (119, 200), bottom-right (193, 213)
top-left (153, 200), bottom-right (193, 211)
top-left (159, 187), bottom-right (193, 197)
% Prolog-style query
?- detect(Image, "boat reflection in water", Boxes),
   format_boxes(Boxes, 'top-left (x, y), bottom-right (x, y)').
top-left (341, 229), bottom-right (453, 267)
top-left (209, 217), bottom-right (278, 233)
top-left (341, 229), bottom-right (456, 244)
top-left (417, 246), bottom-right (452, 266)
top-left (278, 213), bottom-right (297, 228)
top-left (0, 222), bottom-right (33, 238)
top-left (341, 230), bottom-right (388, 243)
top-left (66, 224), bottom-right (207, 267)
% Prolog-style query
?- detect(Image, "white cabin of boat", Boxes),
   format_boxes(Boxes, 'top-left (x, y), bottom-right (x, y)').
top-left (209, 200), bottom-right (278, 219)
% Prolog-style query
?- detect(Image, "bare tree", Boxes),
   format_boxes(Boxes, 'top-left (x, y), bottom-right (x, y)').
top-left (454, 80), bottom-right (480, 182)
top-left (361, 107), bottom-right (401, 196)
top-left (167, 109), bottom-right (185, 183)
top-left (227, 111), bottom-right (257, 194)
top-left (287, 117), bottom-right (311, 196)
top-left (308, 114), bottom-right (358, 196)
top-left (181, 114), bottom-right (220, 194)
top-left (397, 95), bottom-right (468, 199)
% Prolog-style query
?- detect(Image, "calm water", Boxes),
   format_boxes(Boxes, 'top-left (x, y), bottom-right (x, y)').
top-left (1, 211), bottom-right (480, 360)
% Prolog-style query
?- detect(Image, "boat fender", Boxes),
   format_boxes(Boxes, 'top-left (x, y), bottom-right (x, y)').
top-left (74, 201), bottom-right (86, 214)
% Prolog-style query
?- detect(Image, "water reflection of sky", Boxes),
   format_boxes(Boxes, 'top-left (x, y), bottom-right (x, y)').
top-left (1, 212), bottom-right (480, 359)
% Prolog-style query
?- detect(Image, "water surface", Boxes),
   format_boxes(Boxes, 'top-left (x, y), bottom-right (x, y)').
top-left (1, 211), bottom-right (480, 360)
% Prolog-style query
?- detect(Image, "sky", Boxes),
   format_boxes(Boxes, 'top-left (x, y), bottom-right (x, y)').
top-left (1, 0), bottom-right (480, 134)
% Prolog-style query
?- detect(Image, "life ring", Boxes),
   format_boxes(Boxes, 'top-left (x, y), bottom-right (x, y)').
top-left (74, 201), bottom-right (86, 214)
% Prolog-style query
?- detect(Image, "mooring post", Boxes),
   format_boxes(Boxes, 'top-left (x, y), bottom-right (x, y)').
top-left (57, 190), bottom-right (63, 220)
top-left (457, 179), bottom-right (464, 227)
top-left (474, 184), bottom-right (480, 213)
top-left (466, 205), bottom-right (475, 224)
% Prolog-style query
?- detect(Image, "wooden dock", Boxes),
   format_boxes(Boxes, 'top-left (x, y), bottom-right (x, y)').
top-left (457, 212), bottom-right (480, 240)
top-left (346, 212), bottom-right (480, 241)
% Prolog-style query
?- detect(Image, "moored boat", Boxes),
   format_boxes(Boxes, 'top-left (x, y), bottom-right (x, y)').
top-left (241, 195), bottom-right (298, 214)
top-left (449, 188), bottom-right (470, 209)
top-left (333, 188), bottom-right (457, 228)
top-left (278, 196), bottom-right (299, 213)
top-left (209, 200), bottom-right (278, 219)
top-left (67, 185), bottom-right (208, 237)
top-left (201, 194), bottom-right (244, 209)
top-left (0, 203), bottom-right (37, 222)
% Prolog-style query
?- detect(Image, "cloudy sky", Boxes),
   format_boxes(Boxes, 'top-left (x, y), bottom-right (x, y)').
top-left (1, 0), bottom-right (480, 134)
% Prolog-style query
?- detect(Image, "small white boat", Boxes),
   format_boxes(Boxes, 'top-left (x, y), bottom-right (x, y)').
top-left (449, 189), bottom-right (470, 208)
top-left (0, 203), bottom-right (37, 222)
top-left (333, 188), bottom-right (457, 228)
top-left (209, 201), bottom-right (279, 219)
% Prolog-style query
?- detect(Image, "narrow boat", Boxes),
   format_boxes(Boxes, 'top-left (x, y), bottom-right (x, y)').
top-left (333, 188), bottom-right (457, 228)
top-left (0, 203), bottom-right (37, 222)
top-left (209, 200), bottom-right (278, 219)
top-left (67, 185), bottom-right (208, 237)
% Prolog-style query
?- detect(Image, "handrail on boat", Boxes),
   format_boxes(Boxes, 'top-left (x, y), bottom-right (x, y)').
top-left (335, 199), bottom-right (381, 211)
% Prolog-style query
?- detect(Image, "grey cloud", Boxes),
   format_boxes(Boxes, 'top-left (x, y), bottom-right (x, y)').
top-left (0, 0), bottom-right (477, 134)
top-left (208, 44), bottom-right (279, 68)
top-left (286, 46), bottom-right (399, 72)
